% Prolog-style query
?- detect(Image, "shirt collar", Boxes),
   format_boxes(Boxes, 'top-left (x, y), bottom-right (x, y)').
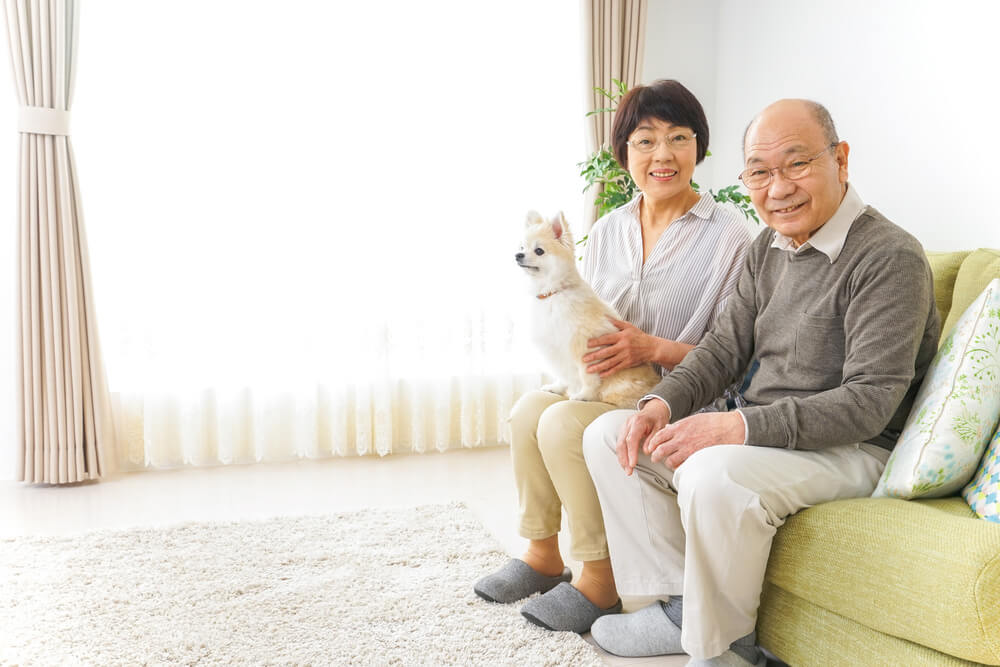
top-left (627, 191), bottom-right (715, 221)
top-left (688, 192), bottom-right (716, 220)
top-left (770, 183), bottom-right (865, 263)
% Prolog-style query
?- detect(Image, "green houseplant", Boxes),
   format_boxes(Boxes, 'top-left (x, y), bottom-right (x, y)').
top-left (578, 79), bottom-right (760, 225)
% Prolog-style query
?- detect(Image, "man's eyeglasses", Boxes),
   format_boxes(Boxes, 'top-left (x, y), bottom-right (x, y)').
top-left (738, 143), bottom-right (839, 190)
top-left (627, 131), bottom-right (697, 153)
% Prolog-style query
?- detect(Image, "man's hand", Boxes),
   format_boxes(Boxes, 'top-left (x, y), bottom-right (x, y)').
top-left (584, 317), bottom-right (658, 377)
top-left (615, 399), bottom-right (670, 475)
top-left (645, 411), bottom-right (746, 469)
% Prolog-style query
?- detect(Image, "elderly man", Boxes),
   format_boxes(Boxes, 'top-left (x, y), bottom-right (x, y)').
top-left (580, 99), bottom-right (939, 666)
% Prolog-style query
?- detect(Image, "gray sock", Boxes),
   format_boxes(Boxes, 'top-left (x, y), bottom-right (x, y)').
top-left (660, 598), bottom-right (758, 665)
top-left (729, 630), bottom-right (760, 665)
top-left (662, 596), bottom-right (683, 628)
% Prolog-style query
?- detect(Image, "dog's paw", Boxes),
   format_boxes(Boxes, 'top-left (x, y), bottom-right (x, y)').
top-left (568, 390), bottom-right (598, 402)
top-left (541, 383), bottom-right (568, 396)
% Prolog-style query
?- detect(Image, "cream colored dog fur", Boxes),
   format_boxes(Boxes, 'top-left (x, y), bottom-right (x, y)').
top-left (516, 211), bottom-right (661, 408)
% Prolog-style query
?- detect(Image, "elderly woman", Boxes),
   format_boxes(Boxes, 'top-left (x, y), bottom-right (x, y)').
top-left (474, 80), bottom-right (750, 633)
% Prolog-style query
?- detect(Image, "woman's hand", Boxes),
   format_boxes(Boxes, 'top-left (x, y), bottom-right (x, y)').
top-left (583, 317), bottom-right (658, 377)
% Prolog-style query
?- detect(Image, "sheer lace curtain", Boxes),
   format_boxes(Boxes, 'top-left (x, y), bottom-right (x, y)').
top-left (0, 1), bottom-right (584, 471)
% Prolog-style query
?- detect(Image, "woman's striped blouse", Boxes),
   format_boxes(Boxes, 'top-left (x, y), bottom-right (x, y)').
top-left (581, 192), bottom-right (751, 369)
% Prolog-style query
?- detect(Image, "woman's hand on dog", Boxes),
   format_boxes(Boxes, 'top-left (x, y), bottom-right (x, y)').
top-left (584, 317), bottom-right (659, 377)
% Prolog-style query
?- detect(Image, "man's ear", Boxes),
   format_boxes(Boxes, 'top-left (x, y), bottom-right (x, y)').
top-left (525, 210), bottom-right (544, 228)
top-left (835, 141), bottom-right (850, 184)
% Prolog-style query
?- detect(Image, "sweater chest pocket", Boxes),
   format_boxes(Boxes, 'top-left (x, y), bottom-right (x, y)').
top-left (794, 313), bottom-right (846, 377)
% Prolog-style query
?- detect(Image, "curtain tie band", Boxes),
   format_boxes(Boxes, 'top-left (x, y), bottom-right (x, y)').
top-left (18, 106), bottom-right (71, 135)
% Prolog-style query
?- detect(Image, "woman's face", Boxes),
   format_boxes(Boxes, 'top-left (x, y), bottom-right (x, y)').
top-left (626, 117), bottom-right (698, 204)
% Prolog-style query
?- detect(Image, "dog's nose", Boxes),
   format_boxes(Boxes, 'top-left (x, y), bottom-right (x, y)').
top-left (515, 253), bottom-right (525, 262)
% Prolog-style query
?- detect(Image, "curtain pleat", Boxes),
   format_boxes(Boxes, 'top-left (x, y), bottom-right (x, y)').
top-left (583, 0), bottom-right (647, 229)
top-left (3, 0), bottom-right (112, 483)
top-left (105, 370), bottom-right (541, 471)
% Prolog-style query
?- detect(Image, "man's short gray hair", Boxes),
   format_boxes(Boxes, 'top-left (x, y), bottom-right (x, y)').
top-left (742, 100), bottom-right (840, 156)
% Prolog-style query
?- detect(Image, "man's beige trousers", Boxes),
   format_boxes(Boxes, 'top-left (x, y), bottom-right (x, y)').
top-left (509, 390), bottom-right (616, 561)
top-left (582, 409), bottom-right (888, 659)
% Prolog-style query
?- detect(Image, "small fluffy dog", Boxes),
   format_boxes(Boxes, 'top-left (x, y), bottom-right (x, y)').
top-left (516, 211), bottom-right (661, 408)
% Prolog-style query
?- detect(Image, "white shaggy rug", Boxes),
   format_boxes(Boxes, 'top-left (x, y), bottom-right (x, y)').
top-left (0, 503), bottom-right (602, 666)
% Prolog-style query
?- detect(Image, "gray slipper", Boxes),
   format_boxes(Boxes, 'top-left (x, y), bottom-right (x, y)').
top-left (590, 599), bottom-right (682, 657)
top-left (520, 582), bottom-right (622, 634)
top-left (473, 558), bottom-right (572, 604)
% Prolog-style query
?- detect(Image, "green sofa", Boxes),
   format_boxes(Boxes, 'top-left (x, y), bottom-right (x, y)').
top-left (757, 248), bottom-right (1000, 666)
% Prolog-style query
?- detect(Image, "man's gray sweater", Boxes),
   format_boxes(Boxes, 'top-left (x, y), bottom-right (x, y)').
top-left (652, 206), bottom-right (940, 451)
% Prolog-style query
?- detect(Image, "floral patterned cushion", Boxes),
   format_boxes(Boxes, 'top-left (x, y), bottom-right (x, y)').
top-left (873, 278), bottom-right (1000, 499)
top-left (963, 425), bottom-right (1000, 522)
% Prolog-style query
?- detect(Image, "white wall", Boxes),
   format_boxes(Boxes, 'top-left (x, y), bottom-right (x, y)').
top-left (644, 0), bottom-right (1000, 251)
top-left (642, 0), bottom-right (721, 191)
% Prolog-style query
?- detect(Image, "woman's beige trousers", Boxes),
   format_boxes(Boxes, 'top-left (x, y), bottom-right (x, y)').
top-left (509, 390), bottom-right (616, 561)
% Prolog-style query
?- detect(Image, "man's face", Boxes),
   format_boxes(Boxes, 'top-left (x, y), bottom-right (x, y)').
top-left (743, 102), bottom-right (849, 246)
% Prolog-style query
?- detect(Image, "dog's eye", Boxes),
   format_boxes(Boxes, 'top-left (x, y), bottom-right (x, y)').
top-left (534, 248), bottom-right (545, 256)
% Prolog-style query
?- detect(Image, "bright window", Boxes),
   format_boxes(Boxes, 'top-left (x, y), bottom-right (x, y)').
top-left (72, 1), bottom-right (585, 394)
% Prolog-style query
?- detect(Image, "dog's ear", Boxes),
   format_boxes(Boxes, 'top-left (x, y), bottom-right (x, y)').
top-left (525, 210), bottom-right (544, 228)
top-left (550, 212), bottom-right (573, 245)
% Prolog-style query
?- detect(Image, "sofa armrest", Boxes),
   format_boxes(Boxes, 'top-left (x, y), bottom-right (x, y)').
top-left (765, 497), bottom-right (1000, 664)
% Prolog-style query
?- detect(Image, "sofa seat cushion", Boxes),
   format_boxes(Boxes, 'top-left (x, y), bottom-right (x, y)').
top-left (764, 497), bottom-right (1000, 664)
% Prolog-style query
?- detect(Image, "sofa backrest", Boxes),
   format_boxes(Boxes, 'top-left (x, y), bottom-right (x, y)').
top-left (928, 248), bottom-right (1000, 340)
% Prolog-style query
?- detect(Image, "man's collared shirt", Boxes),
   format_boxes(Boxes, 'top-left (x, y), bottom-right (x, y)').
top-left (769, 184), bottom-right (866, 263)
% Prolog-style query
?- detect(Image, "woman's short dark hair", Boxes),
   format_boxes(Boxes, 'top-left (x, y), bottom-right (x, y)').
top-left (611, 79), bottom-right (710, 168)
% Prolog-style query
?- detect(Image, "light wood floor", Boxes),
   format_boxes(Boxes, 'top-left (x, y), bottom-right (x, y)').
top-left (0, 446), bottom-right (693, 666)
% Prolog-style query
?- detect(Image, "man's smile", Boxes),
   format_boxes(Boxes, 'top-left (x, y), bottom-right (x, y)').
top-left (770, 201), bottom-right (806, 215)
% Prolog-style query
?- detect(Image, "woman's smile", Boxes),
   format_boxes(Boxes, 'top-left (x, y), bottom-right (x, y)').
top-left (649, 169), bottom-right (677, 182)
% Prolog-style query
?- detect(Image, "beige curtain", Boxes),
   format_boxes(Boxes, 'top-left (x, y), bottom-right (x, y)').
top-left (3, 0), bottom-right (113, 483)
top-left (583, 0), bottom-right (647, 229)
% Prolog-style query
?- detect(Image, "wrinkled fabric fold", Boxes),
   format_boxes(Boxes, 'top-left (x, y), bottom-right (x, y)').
top-left (3, 0), bottom-right (112, 483)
